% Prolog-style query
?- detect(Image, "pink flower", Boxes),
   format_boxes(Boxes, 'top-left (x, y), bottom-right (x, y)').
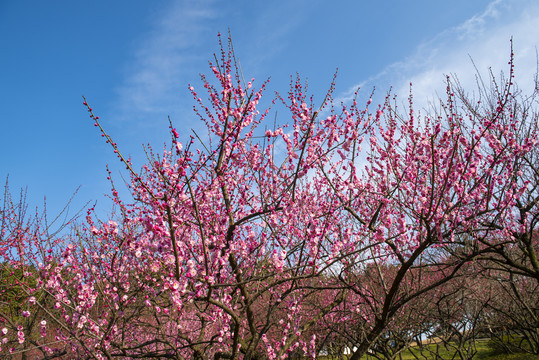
top-left (40, 321), bottom-right (47, 338)
top-left (17, 330), bottom-right (24, 344)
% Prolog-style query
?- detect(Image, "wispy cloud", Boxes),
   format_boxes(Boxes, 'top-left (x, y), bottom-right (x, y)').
top-left (340, 0), bottom-right (539, 112)
top-left (231, 0), bottom-right (311, 76)
top-left (112, 0), bottom-right (216, 126)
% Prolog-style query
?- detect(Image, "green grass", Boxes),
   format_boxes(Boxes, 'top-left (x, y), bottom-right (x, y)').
top-left (394, 339), bottom-right (539, 360)
top-left (320, 338), bottom-right (539, 359)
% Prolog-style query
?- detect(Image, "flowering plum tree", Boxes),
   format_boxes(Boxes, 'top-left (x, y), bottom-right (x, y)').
top-left (0, 182), bottom-right (76, 358)
top-left (1, 36), bottom-right (536, 359)
top-left (27, 35), bottom-right (370, 359)
top-left (448, 59), bottom-right (539, 283)
top-left (313, 48), bottom-right (535, 358)
top-left (449, 65), bottom-right (539, 355)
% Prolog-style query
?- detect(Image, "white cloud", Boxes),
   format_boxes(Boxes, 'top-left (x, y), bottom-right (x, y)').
top-left (112, 0), bottom-right (216, 125)
top-left (341, 0), bottom-right (539, 114)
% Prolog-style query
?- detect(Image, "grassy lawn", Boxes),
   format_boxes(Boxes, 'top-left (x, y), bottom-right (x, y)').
top-left (321, 338), bottom-right (539, 359)
top-left (395, 339), bottom-right (539, 359)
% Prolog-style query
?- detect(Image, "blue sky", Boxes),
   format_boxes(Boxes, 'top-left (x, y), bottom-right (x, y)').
top-left (1, 0), bottom-right (538, 221)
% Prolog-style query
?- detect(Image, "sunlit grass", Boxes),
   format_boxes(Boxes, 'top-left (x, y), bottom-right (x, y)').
top-left (319, 338), bottom-right (539, 359)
